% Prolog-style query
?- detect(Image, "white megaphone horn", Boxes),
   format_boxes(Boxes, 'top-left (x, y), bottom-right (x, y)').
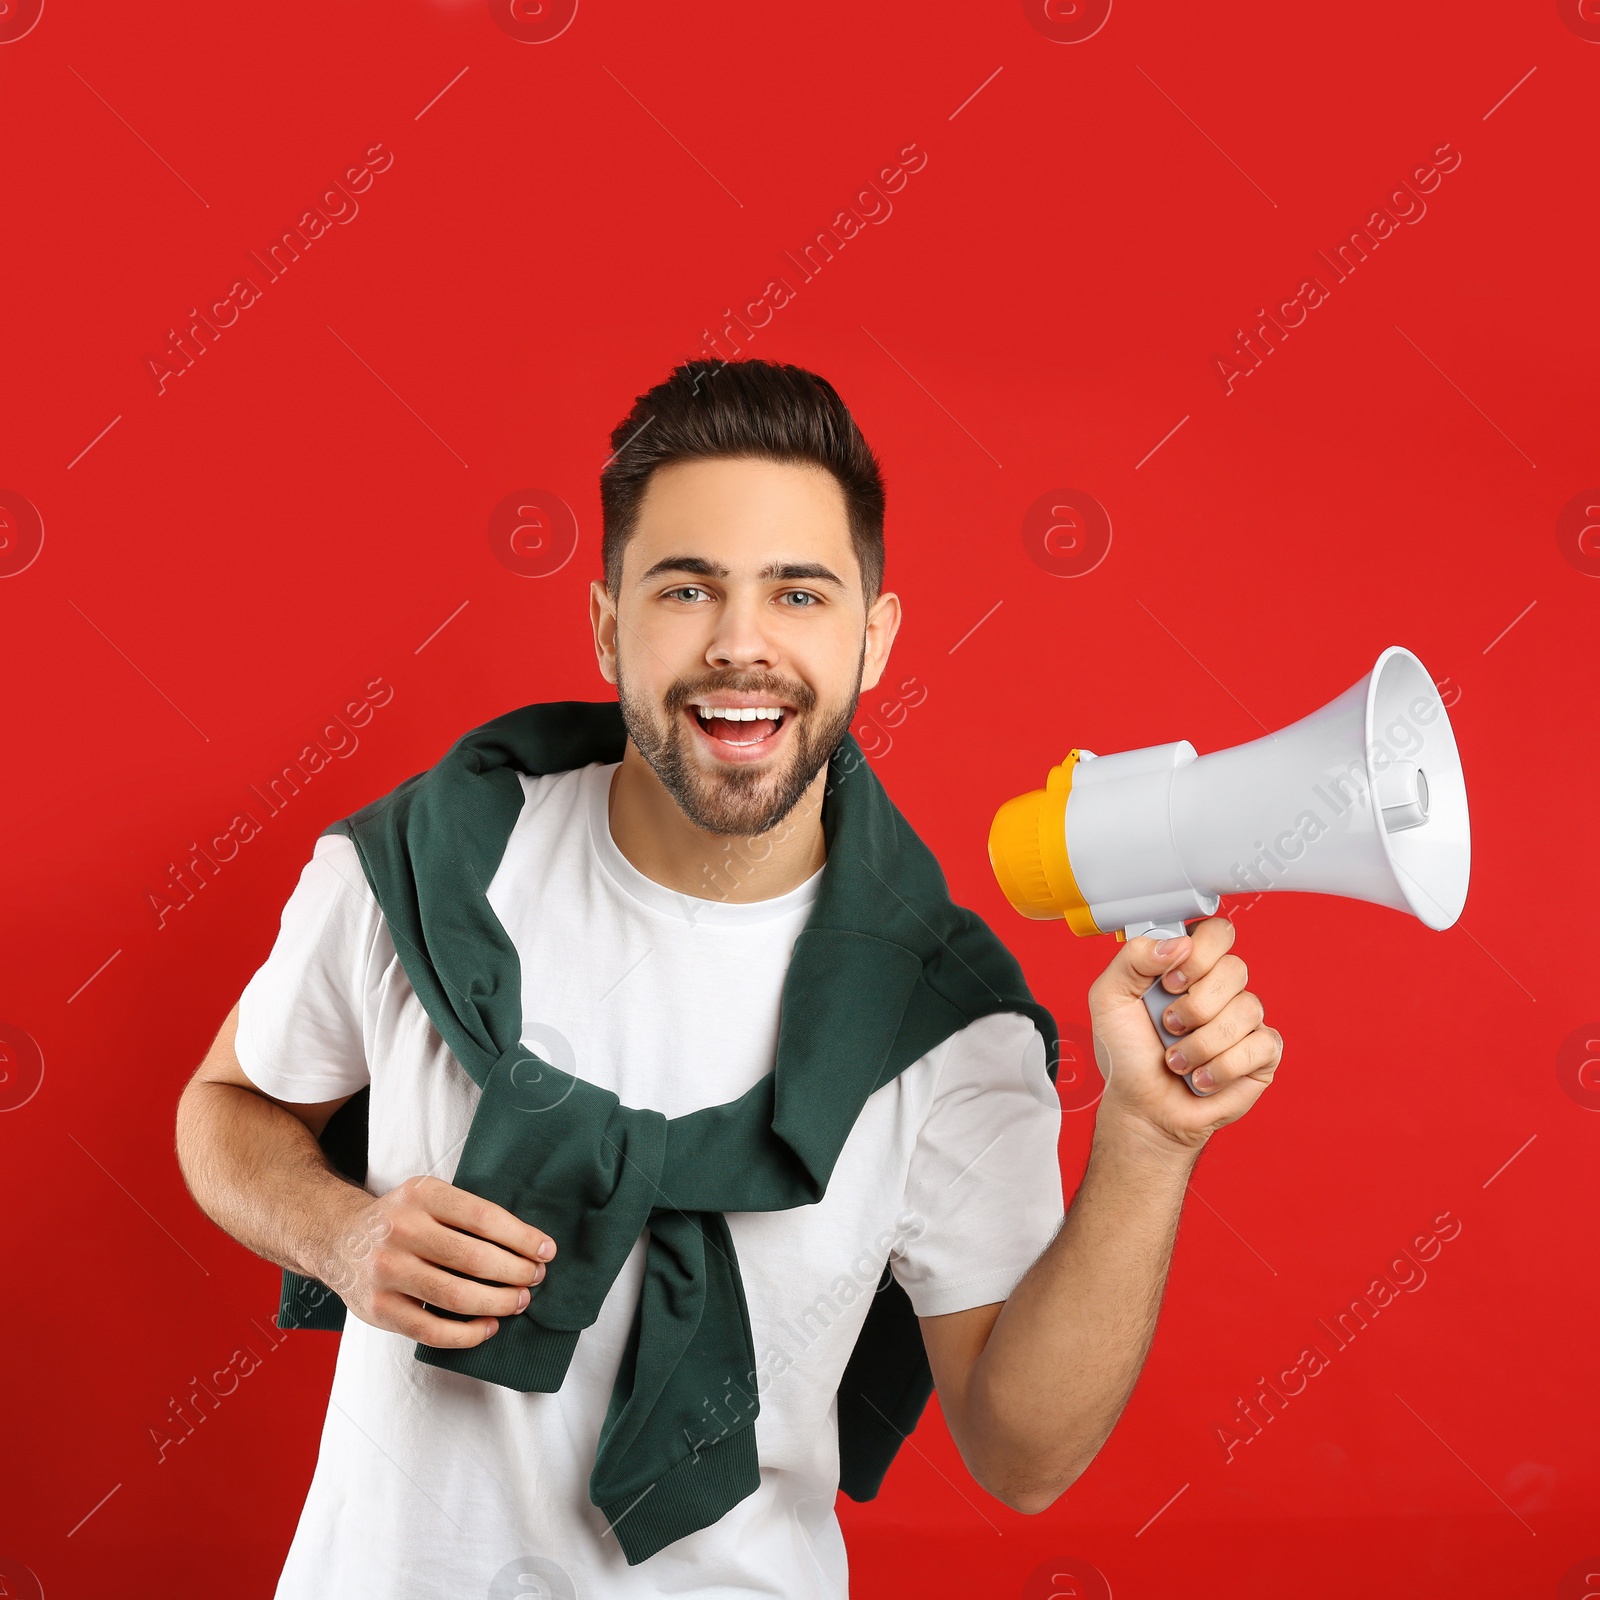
top-left (988, 646), bottom-right (1470, 1097)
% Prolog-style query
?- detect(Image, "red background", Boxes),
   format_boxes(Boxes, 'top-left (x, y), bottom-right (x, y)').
top-left (2, 0), bottom-right (1596, 1594)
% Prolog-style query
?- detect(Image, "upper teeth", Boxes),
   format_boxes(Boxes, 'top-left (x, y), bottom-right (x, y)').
top-left (694, 705), bottom-right (783, 721)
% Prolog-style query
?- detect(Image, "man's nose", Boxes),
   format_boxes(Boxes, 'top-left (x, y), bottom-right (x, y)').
top-left (705, 594), bottom-right (778, 671)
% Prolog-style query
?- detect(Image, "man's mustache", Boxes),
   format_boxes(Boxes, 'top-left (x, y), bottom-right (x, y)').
top-left (663, 675), bottom-right (817, 716)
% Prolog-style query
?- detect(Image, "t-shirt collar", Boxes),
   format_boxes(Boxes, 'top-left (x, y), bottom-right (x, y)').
top-left (584, 762), bottom-right (824, 926)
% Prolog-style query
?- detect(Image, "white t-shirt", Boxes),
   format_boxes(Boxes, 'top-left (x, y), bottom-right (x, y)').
top-left (236, 759), bottom-right (1064, 1600)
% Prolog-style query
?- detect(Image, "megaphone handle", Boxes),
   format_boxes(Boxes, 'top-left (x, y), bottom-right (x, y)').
top-left (1132, 919), bottom-right (1215, 1098)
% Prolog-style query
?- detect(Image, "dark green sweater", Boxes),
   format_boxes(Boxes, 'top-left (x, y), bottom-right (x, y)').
top-left (278, 700), bottom-right (1058, 1564)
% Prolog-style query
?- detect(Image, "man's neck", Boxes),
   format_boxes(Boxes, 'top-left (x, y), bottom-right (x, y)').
top-left (606, 741), bottom-right (828, 904)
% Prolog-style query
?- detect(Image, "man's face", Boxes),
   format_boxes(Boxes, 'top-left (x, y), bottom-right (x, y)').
top-left (591, 456), bottom-right (899, 836)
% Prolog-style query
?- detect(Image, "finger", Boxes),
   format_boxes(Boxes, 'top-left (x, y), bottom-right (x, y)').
top-left (372, 1291), bottom-right (505, 1349)
top-left (1092, 929), bottom-right (1192, 1007)
top-left (411, 1215), bottom-right (548, 1290)
top-left (386, 1252), bottom-right (537, 1320)
top-left (409, 1175), bottom-right (557, 1264)
top-left (1175, 1024), bottom-right (1282, 1095)
top-left (1159, 953), bottom-right (1249, 1034)
top-left (1162, 991), bottom-right (1265, 1076)
top-left (1160, 915), bottom-right (1236, 992)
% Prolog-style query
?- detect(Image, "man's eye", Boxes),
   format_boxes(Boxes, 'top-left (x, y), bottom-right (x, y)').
top-left (665, 586), bottom-right (710, 602)
top-left (778, 591), bottom-right (820, 607)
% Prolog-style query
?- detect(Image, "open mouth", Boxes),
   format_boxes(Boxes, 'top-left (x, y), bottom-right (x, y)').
top-left (687, 702), bottom-right (790, 755)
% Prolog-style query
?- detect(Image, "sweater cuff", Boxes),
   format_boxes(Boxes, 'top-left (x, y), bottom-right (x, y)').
top-left (600, 1423), bottom-right (761, 1566)
top-left (279, 1270), bottom-right (347, 1331)
top-left (414, 1318), bottom-right (580, 1392)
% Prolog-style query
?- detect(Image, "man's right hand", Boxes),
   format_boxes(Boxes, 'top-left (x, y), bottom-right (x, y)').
top-left (177, 1004), bottom-right (558, 1350)
top-left (315, 1175), bottom-right (556, 1348)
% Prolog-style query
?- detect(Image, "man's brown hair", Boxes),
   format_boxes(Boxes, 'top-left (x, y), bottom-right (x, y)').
top-left (600, 359), bottom-right (886, 599)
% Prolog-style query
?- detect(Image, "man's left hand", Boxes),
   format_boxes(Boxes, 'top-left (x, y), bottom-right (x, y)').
top-left (1086, 915), bottom-right (1282, 1151)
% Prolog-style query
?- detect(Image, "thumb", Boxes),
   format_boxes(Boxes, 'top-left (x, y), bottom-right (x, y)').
top-left (1094, 930), bottom-right (1191, 1008)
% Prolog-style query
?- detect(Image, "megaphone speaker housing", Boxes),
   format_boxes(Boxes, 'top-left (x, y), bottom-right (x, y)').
top-left (988, 646), bottom-right (1470, 1095)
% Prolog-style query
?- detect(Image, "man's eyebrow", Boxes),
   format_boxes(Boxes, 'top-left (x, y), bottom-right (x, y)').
top-left (757, 561), bottom-right (845, 588)
top-left (638, 555), bottom-right (730, 583)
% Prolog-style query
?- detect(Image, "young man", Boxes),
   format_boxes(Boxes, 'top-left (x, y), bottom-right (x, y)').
top-left (175, 359), bottom-right (1282, 1598)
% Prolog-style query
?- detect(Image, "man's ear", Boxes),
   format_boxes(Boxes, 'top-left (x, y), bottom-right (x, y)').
top-left (590, 579), bottom-right (619, 686)
top-left (858, 590), bottom-right (902, 694)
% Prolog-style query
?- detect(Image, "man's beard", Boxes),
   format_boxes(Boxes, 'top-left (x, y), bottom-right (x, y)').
top-left (616, 654), bottom-right (863, 837)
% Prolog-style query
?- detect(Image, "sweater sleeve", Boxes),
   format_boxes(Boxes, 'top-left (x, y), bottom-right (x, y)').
top-left (234, 832), bottom-right (382, 1103)
top-left (889, 1009), bottom-right (1065, 1318)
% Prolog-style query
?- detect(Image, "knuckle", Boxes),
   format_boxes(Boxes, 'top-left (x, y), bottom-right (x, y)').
top-left (373, 1294), bottom-right (421, 1337)
top-left (387, 1218), bottom-right (426, 1261)
top-left (430, 1274), bottom-right (474, 1313)
top-left (431, 1310), bottom-right (489, 1347)
top-left (452, 1237), bottom-right (493, 1278)
top-left (389, 1304), bottom-right (426, 1339)
top-left (417, 1319), bottom-right (466, 1349)
top-left (428, 1228), bottom-right (466, 1269)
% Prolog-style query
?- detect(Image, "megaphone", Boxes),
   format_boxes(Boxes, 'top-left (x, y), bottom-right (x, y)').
top-left (988, 646), bottom-right (1470, 1097)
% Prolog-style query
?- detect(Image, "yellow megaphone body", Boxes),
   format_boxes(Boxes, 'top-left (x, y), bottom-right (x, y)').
top-left (988, 646), bottom-right (1471, 1096)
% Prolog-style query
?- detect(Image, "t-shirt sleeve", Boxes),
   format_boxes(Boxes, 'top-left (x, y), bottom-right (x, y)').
top-left (890, 1009), bottom-right (1065, 1318)
top-left (234, 832), bottom-right (382, 1103)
